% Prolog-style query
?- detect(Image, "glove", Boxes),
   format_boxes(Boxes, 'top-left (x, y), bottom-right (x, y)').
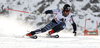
top-left (45, 10), bottom-right (53, 14)
top-left (73, 31), bottom-right (77, 36)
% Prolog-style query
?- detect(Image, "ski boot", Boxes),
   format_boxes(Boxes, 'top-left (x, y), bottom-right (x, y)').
top-left (26, 33), bottom-right (37, 39)
top-left (46, 30), bottom-right (59, 38)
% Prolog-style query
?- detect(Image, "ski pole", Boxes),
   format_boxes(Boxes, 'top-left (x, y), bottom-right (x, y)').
top-left (3, 8), bottom-right (30, 13)
top-left (3, 8), bottom-right (47, 16)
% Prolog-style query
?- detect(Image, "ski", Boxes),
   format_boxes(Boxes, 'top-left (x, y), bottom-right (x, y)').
top-left (29, 35), bottom-right (59, 39)
top-left (23, 34), bottom-right (59, 39)
top-left (29, 35), bottom-right (38, 39)
top-left (49, 35), bottom-right (59, 38)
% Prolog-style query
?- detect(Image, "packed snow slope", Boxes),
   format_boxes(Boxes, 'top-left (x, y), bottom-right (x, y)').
top-left (0, 35), bottom-right (100, 48)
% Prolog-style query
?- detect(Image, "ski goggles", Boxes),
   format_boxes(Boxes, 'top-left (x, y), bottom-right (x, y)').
top-left (65, 10), bottom-right (70, 12)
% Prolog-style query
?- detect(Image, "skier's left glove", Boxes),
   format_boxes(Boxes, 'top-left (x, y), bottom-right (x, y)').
top-left (73, 31), bottom-right (77, 36)
top-left (45, 10), bottom-right (53, 14)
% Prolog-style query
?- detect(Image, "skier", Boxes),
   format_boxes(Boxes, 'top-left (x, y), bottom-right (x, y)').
top-left (26, 4), bottom-right (77, 37)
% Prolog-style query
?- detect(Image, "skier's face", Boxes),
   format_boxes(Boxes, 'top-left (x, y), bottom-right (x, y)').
top-left (63, 10), bottom-right (70, 16)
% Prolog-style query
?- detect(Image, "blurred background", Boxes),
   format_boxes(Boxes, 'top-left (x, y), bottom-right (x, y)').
top-left (0, 0), bottom-right (100, 35)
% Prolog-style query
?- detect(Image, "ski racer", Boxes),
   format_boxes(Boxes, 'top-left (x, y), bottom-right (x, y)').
top-left (26, 4), bottom-right (77, 37)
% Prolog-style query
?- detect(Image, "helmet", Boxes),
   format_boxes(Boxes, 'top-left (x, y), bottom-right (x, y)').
top-left (63, 4), bottom-right (71, 12)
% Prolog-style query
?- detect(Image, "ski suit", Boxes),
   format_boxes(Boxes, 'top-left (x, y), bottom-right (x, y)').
top-left (30, 9), bottom-right (77, 35)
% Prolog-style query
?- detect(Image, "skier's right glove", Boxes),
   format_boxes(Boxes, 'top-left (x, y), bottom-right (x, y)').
top-left (73, 31), bottom-right (77, 36)
top-left (45, 10), bottom-right (53, 14)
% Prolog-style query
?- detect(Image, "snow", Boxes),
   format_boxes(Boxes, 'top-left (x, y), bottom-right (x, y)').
top-left (0, 35), bottom-right (100, 48)
top-left (44, 0), bottom-right (60, 11)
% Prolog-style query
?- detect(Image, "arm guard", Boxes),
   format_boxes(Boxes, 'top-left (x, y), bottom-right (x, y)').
top-left (71, 22), bottom-right (77, 32)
